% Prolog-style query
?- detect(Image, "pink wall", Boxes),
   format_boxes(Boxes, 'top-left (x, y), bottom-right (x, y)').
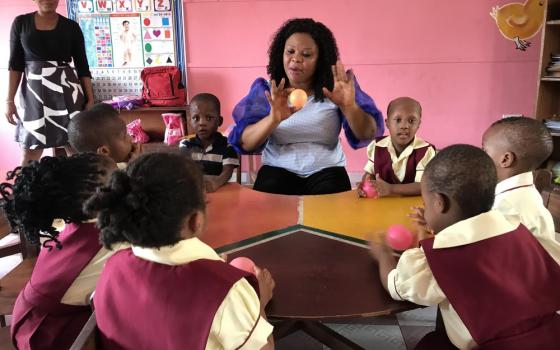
top-left (0, 0), bottom-right (540, 174)
top-left (184, 0), bottom-right (540, 172)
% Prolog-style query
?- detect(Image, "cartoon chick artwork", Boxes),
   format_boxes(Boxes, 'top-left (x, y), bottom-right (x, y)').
top-left (491, 0), bottom-right (546, 51)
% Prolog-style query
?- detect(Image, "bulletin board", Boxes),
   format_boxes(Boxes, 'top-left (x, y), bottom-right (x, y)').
top-left (66, 0), bottom-right (186, 101)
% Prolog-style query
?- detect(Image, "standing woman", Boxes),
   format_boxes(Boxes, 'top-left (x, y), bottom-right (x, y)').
top-left (228, 18), bottom-right (384, 195)
top-left (5, 0), bottom-right (94, 165)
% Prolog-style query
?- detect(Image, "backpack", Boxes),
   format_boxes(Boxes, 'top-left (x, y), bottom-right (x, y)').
top-left (141, 66), bottom-right (186, 107)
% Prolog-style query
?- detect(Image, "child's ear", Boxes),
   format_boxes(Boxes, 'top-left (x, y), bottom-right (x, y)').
top-left (384, 118), bottom-right (389, 128)
top-left (434, 192), bottom-right (450, 214)
top-left (185, 209), bottom-right (206, 237)
top-left (501, 152), bottom-right (515, 168)
top-left (218, 116), bottom-right (223, 127)
top-left (97, 145), bottom-right (111, 157)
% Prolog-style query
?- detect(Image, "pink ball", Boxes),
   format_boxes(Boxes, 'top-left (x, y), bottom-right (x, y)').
top-left (386, 225), bottom-right (414, 250)
top-left (362, 181), bottom-right (378, 198)
top-left (230, 257), bottom-right (256, 274)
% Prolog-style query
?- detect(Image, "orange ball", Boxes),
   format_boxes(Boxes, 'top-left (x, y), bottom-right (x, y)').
top-left (288, 89), bottom-right (308, 109)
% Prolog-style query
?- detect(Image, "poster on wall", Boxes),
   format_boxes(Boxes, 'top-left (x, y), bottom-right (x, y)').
top-left (490, 0), bottom-right (545, 51)
top-left (66, 0), bottom-right (186, 101)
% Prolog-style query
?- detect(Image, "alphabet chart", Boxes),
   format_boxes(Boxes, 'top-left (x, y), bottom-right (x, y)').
top-left (67, 0), bottom-right (185, 100)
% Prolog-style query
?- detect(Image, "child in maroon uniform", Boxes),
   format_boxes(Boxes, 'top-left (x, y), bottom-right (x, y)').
top-left (0, 154), bottom-right (117, 350)
top-left (370, 145), bottom-right (560, 349)
top-left (86, 152), bottom-right (275, 349)
top-left (359, 97), bottom-right (436, 197)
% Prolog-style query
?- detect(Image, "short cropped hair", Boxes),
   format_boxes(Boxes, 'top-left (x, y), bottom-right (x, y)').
top-left (424, 144), bottom-right (497, 218)
top-left (490, 117), bottom-right (553, 170)
top-left (68, 103), bottom-right (125, 153)
top-left (387, 97), bottom-right (422, 118)
top-left (190, 93), bottom-right (221, 114)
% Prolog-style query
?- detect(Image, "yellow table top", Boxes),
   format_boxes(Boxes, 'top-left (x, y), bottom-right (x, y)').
top-left (302, 190), bottom-right (423, 242)
top-left (203, 184), bottom-right (423, 248)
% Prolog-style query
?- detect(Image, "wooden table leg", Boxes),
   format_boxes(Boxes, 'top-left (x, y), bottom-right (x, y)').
top-left (272, 319), bottom-right (301, 340)
top-left (300, 320), bottom-right (365, 350)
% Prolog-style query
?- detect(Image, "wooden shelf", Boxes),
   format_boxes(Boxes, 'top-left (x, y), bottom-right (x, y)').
top-left (542, 77), bottom-right (560, 81)
top-left (547, 20), bottom-right (560, 25)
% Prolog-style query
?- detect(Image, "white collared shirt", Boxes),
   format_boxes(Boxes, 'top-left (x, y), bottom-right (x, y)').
top-left (132, 237), bottom-right (273, 350)
top-left (387, 211), bottom-right (519, 350)
top-left (364, 136), bottom-right (436, 182)
top-left (493, 172), bottom-right (560, 264)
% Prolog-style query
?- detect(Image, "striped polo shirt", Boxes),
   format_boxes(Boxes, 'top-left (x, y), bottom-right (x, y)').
top-left (179, 133), bottom-right (239, 176)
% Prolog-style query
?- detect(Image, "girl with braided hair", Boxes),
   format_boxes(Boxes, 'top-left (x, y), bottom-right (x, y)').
top-left (0, 153), bottom-right (118, 350)
top-left (85, 152), bottom-right (276, 350)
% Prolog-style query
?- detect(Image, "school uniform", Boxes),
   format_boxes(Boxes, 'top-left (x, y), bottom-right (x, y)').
top-left (95, 237), bottom-right (273, 350)
top-left (11, 222), bottom-right (118, 350)
top-left (493, 171), bottom-right (560, 264)
top-left (388, 210), bottom-right (560, 350)
top-left (364, 136), bottom-right (436, 184)
top-left (179, 133), bottom-right (239, 176)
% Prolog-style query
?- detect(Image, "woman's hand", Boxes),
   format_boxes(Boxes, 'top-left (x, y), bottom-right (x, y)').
top-left (322, 60), bottom-right (356, 110)
top-left (265, 78), bottom-right (296, 124)
top-left (5, 101), bottom-right (19, 125)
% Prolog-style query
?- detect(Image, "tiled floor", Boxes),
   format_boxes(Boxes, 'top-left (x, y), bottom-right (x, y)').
top-left (275, 307), bottom-right (437, 350)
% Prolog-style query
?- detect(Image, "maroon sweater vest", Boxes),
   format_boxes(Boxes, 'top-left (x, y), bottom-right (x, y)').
top-left (420, 224), bottom-right (560, 350)
top-left (11, 222), bottom-right (102, 350)
top-left (95, 249), bottom-right (260, 350)
top-left (373, 136), bottom-right (433, 184)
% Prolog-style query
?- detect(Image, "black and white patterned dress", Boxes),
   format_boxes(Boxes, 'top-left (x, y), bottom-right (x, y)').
top-left (9, 13), bottom-right (90, 149)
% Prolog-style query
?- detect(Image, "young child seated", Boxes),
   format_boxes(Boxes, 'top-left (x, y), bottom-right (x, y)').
top-left (370, 145), bottom-right (560, 350)
top-left (68, 103), bottom-right (141, 164)
top-left (85, 152), bottom-right (275, 349)
top-left (179, 93), bottom-right (239, 192)
top-left (359, 97), bottom-right (436, 197)
top-left (1, 154), bottom-right (119, 350)
top-left (482, 117), bottom-right (560, 263)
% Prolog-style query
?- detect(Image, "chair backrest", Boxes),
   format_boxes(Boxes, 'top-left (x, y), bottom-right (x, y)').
top-left (70, 311), bottom-right (98, 350)
top-left (533, 168), bottom-right (553, 194)
top-left (0, 210), bottom-right (38, 259)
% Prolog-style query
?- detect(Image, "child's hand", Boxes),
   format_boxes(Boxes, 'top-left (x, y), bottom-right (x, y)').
top-left (255, 266), bottom-right (275, 308)
top-left (407, 206), bottom-right (435, 243)
top-left (129, 143), bottom-right (143, 162)
top-left (368, 233), bottom-right (394, 261)
top-left (265, 78), bottom-right (297, 124)
top-left (372, 174), bottom-right (393, 197)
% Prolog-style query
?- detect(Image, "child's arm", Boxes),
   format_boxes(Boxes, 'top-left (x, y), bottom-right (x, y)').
top-left (204, 165), bottom-right (235, 192)
top-left (372, 174), bottom-right (421, 197)
top-left (368, 237), bottom-right (397, 292)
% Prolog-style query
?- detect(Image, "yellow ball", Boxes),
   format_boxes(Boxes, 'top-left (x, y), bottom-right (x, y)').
top-left (288, 89), bottom-right (308, 109)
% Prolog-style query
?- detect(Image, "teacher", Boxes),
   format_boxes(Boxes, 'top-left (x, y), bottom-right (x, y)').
top-left (229, 18), bottom-right (384, 195)
top-left (5, 0), bottom-right (94, 166)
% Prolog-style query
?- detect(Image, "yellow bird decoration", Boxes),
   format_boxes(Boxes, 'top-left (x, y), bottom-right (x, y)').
top-left (491, 0), bottom-right (546, 51)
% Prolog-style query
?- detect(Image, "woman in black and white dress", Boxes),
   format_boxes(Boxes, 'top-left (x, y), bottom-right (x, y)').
top-left (5, 0), bottom-right (94, 165)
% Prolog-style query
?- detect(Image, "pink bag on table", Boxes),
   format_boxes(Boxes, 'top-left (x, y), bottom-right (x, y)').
top-left (126, 119), bottom-right (150, 144)
top-left (162, 113), bottom-right (185, 145)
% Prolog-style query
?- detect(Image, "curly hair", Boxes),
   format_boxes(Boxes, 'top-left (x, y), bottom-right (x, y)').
top-left (84, 152), bottom-right (205, 249)
top-left (0, 154), bottom-right (113, 250)
top-left (424, 144), bottom-right (497, 218)
top-left (267, 18), bottom-right (339, 102)
top-left (490, 117), bottom-right (553, 171)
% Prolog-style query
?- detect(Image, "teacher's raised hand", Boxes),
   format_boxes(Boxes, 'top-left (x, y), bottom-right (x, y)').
top-left (264, 78), bottom-right (297, 124)
top-left (322, 60), bottom-right (356, 110)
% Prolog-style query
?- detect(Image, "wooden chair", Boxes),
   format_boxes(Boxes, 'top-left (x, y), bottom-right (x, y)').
top-left (70, 311), bottom-right (98, 350)
top-left (533, 168), bottom-right (553, 194)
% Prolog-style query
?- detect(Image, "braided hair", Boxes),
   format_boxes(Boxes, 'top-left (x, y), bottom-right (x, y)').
top-left (267, 18), bottom-right (339, 102)
top-left (0, 154), bottom-right (114, 250)
top-left (84, 152), bottom-right (205, 249)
